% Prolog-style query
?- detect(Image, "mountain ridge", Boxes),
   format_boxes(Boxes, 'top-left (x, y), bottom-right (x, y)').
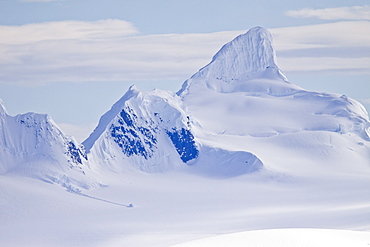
top-left (0, 101), bottom-right (99, 189)
top-left (177, 26), bottom-right (288, 95)
top-left (1, 26), bottom-right (369, 188)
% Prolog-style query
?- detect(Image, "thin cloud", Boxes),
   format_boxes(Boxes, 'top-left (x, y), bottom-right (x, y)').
top-left (58, 123), bottom-right (96, 142)
top-left (0, 20), bottom-right (369, 86)
top-left (359, 99), bottom-right (370, 104)
top-left (0, 22), bottom-right (237, 85)
top-left (286, 6), bottom-right (370, 21)
top-left (0, 19), bottom-right (139, 44)
top-left (270, 21), bottom-right (370, 73)
top-left (271, 21), bottom-right (370, 50)
top-left (278, 57), bottom-right (370, 73)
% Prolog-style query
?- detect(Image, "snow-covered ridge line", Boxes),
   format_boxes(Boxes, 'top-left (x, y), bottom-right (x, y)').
top-left (199, 26), bottom-right (284, 80)
top-left (83, 85), bottom-right (140, 152)
top-left (0, 100), bottom-right (99, 189)
top-left (1, 26), bottom-right (370, 247)
top-left (84, 87), bottom-right (202, 173)
top-left (0, 99), bottom-right (7, 116)
top-left (0, 26), bottom-right (369, 189)
top-left (177, 26), bottom-right (288, 95)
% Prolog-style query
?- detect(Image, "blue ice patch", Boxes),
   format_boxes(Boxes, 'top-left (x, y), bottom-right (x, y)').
top-left (67, 141), bottom-right (87, 164)
top-left (110, 108), bottom-right (157, 159)
top-left (166, 128), bottom-right (199, 163)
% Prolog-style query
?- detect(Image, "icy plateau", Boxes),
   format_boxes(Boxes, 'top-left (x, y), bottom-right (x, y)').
top-left (0, 26), bottom-right (369, 188)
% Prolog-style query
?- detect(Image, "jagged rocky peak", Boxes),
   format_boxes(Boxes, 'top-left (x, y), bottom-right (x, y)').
top-left (197, 26), bottom-right (285, 82)
top-left (84, 85), bottom-right (264, 176)
top-left (83, 85), bottom-right (141, 152)
top-left (84, 86), bottom-right (200, 172)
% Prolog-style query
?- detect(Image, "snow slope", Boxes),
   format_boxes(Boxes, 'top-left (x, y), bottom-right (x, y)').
top-left (1, 26), bottom-right (370, 247)
top-left (177, 26), bottom-right (370, 176)
top-left (2, 170), bottom-right (370, 247)
top-left (172, 228), bottom-right (370, 247)
top-left (82, 26), bottom-right (369, 178)
top-left (83, 86), bottom-right (199, 172)
top-left (177, 27), bottom-right (289, 95)
top-left (83, 85), bottom-right (262, 175)
top-left (0, 99), bottom-right (99, 189)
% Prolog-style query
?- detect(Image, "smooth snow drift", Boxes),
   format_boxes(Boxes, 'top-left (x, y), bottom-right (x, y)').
top-left (172, 229), bottom-right (370, 247)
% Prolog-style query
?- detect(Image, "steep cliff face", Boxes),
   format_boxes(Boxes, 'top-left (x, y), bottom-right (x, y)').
top-left (198, 27), bottom-right (285, 80)
top-left (178, 27), bottom-right (290, 95)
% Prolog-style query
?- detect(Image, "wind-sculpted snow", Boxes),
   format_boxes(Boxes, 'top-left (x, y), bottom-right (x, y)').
top-left (177, 27), bottom-right (370, 175)
top-left (0, 99), bottom-right (6, 116)
top-left (293, 91), bottom-right (370, 140)
top-left (189, 146), bottom-right (263, 177)
top-left (0, 100), bottom-right (99, 189)
top-left (197, 26), bottom-right (283, 82)
top-left (178, 27), bottom-right (288, 95)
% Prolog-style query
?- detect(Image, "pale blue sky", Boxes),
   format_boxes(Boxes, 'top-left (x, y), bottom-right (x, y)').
top-left (0, 0), bottom-right (369, 141)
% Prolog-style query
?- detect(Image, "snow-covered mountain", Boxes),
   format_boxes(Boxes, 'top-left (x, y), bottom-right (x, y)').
top-left (1, 26), bottom-right (369, 186)
top-left (0, 100), bottom-right (98, 189)
top-left (83, 86), bottom-right (200, 172)
top-left (83, 85), bottom-right (262, 175)
top-left (1, 26), bottom-right (370, 247)
top-left (176, 26), bottom-right (370, 175)
top-left (84, 26), bottom-right (369, 177)
top-left (177, 26), bottom-right (289, 94)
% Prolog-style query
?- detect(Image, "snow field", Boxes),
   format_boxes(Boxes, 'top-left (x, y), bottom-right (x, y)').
top-left (2, 168), bottom-right (370, 246)
top-left (1, 26), bottom-right (369, 247)
top-left (172, 228), bottom-right (370, 247)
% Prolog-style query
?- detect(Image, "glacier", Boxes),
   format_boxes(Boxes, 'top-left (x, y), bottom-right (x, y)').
top-left (1, 26), bottom-right (370, 247)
